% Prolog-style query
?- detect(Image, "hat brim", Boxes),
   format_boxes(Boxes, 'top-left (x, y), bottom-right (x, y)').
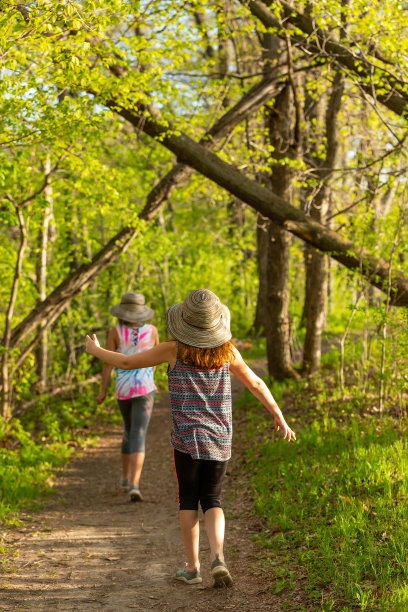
top-left (166, 302), bottom-right (231, 348)
top-left (110, 304), bottom-right (154, 323)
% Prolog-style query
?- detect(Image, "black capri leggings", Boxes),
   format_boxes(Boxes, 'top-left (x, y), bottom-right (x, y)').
top-left (173, 448), bottom-right (228, 514)
top-left (117, 392), bottom-right (154, 454)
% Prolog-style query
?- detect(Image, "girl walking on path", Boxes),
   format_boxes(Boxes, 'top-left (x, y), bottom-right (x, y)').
top-left (96, 292), bottom-right (159, 502)
top-left (86, 289), bottom-right (295, 586)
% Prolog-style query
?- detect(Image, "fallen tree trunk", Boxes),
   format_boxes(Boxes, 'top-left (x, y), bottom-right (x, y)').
top-left (9, 75), bottom-right (283, 349)
top-left (139, 73), bottom-right (283, 220)
top-left (112, 104), bottom-right (408, 306)
top-left (9, 227), bottom-right (138, 349)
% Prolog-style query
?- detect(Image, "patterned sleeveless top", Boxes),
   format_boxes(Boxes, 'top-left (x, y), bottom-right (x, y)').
top-left (114, 324), bottom-right (156, 400)
top-left (167, 352), bottom-right (232, 461)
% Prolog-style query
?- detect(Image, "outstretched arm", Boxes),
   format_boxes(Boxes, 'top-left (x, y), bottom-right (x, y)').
top-left (152, 326), bottom-right (160, 373)
top-left (86, 335), bottom-right (176, 369)
top-left (229, 347), bottom-right (296, 442)
top-left (96, 328), bottom-right (118, 404)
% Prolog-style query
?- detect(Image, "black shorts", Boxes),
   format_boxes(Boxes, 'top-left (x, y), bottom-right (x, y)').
top-left (173, 448), bottom-right (228, 513)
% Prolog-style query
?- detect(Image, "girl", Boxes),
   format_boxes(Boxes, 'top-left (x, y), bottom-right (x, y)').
top-left (96, 291), bottom-right (159, 502)
top-left (86, 289), bottom-right (295, 586)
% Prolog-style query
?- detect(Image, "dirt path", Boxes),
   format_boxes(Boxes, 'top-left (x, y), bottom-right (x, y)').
top-left (0, 378), bottom-right (305, 611)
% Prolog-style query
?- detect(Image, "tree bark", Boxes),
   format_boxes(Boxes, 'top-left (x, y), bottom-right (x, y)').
top-left (264, 83), bottom-right (298, 379)
top-left (265, 224), bottom-right (294, 379)
top-left (253, 213), bottom-right (268, 336)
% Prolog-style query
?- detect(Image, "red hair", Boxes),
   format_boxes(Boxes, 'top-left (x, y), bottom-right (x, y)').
top-left (177, 341), bottom-right (235, 369)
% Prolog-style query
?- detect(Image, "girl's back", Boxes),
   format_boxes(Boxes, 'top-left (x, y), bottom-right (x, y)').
top-left (168, 350), bottom-right (232, 461)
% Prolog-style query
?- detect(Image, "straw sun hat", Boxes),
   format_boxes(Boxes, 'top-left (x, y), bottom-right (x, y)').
top-left (166, 289), bottom-right (231, 348)
top-left (110, 292), bottom-right (154, 323)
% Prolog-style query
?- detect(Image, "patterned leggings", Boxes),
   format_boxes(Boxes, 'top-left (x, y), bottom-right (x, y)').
top-left (117, 392), bottom-right (154, 454)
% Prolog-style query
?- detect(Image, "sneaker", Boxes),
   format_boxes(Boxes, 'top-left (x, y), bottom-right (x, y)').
top-left (211, 554), bottom-right (233, 587)
top-left (120, 478), bottom-right (129, 491)
top-left (129, 486), bottom-right (143, 502)
top-left (175, 566), bottom-right (202, 585)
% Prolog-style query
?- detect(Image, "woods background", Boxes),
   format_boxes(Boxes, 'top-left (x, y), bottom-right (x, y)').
top-left (1, 1), bottom-right (408, 608)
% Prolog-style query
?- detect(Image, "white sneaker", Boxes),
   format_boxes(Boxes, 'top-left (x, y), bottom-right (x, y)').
top-left (129, 486), bottom-right (143, 502)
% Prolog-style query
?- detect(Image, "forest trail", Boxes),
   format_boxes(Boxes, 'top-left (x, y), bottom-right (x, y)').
top-left (0, 375), bottom-right (306, 612)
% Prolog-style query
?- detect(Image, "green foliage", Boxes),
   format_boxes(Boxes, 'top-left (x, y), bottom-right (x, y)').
top-left (0, 419), bottom-right (73, 524)
top-left (241, 391), bottom-right (408, 610)
top-left (1, 0), bottom-right (408, 580)
top-left (0, 384), bottom-right (119, 524)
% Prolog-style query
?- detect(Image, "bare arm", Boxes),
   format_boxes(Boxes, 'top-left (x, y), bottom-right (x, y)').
top-left (86, 334), bottom-right (176, 369)
top-left (152, 326), bottom-right (160, 373)
top-left (229, 347), bottom-right (296, 441)
top-left (96, 328), bottom-right (118, 404)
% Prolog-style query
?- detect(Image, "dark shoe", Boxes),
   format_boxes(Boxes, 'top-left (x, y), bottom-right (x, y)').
top-left (120, 478), bottom-right (129, 491)
top-left (211, 554), bottom-right (233, 587)
top-left (175, 566), bottom-right (202, 584)
top-left (129, 486), bottom-right (143, 502)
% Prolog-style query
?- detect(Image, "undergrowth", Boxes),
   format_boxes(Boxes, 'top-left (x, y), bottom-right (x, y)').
top-left (238, 360), bottom-right (408, 611)
top-left (0, 384), bottom-right (121, 527)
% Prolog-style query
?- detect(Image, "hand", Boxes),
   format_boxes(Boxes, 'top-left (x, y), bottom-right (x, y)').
top-left (274, 413), bottom-right (296, 442)
top-left (85, 333), bottom-right (100, 354)
top-left (96, 391), bottom-right (106, 405)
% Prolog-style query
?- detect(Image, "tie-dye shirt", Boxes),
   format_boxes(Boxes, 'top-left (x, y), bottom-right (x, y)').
top-left (114, 324), bottom-right (156, 400)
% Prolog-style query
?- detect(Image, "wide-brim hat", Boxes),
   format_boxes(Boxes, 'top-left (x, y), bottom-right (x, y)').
top-left (111, 292), bottom-right (154, 323)
top-left (166, 289), bottom-right (231, 348)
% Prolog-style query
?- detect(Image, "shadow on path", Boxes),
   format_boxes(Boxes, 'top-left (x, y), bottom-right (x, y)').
top-left (0, 378), bottom-right (307, 611)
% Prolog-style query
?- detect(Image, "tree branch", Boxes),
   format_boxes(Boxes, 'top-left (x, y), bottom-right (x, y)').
top-left (110, 102), bottom-right (408, 306)
top-left (8, 74), bottom-right (283, 350)
top-left (246, 0), bottom-right (408, 117)
top-left (9, 226), bottom-right (138, 349)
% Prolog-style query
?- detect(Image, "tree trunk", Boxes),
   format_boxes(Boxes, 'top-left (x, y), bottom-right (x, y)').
top-left (302, 71), bottom-right (344, 373)
top-left (302, 250), bottom-right (328, 372)
top-left (253, 213), bottom-right (268, 336)
top-left (263, 82), bottom-right (298, 379)
top-left (300, 244), bottom-right (312, 327)
top-left (2, 208), bottom-right (28, 420)
top-left (35, 156), bottom-right (53, 391)
top-left (265, 223), bottom-right (295, 379)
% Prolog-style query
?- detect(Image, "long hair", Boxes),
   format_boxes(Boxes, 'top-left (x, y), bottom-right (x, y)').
top-left (118, 319), bottom-right (141, 326)
top-left (177, 340), bottom-right (235, 369)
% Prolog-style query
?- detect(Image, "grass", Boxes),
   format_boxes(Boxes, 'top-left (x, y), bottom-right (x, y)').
top-left (239, 384), bottom-right (408, 611)
top-left (0, 419), bottom-right (75, 525)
